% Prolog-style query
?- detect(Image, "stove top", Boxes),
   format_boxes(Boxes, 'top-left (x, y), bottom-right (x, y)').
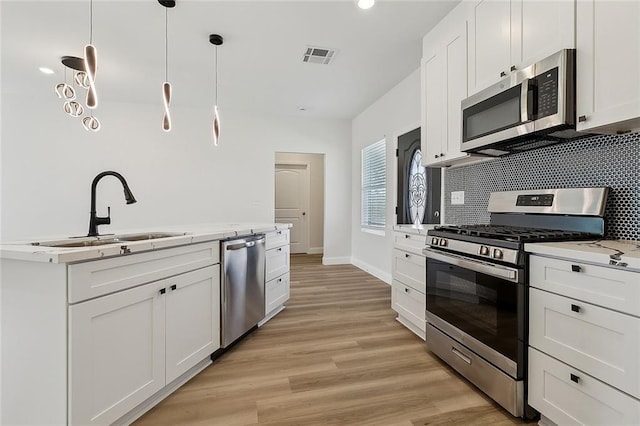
top-left (431, 224), bottom-right (601, 243)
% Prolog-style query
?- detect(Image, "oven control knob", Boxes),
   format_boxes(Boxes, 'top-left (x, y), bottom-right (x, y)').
top-left (493, 249), bottom-right (504, 259)
top-left (439, 239), bottom-right (448, 247)
top-left (431, 237), bottom-right (439, 246)
top-left (479, 246), bottom-right (490, 256)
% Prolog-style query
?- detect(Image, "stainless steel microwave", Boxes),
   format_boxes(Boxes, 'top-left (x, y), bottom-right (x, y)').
top-left (461, 49), bottom-right (584, 157)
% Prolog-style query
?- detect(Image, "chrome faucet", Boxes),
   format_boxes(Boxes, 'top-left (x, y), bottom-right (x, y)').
top-left (88, 171), bottom-right (137, 236)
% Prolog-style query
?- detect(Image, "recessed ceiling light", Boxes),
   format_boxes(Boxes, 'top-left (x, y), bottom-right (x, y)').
top-left (39, 67), bottom-right (55, 75)
top-left (358, 0), bottom-right (375, 10)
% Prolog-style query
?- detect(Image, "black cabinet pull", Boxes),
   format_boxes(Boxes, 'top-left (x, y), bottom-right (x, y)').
top-left (405, 253), bottom-right (410, 258)
top-left (277, 247), bottom-right (283, 252)
top-left (578, 115), bottom-right (587, 122)
top-left (405, 234), bottom-right (410, 239)
top-left (500, 71), bottom-right (507, 77)
top-left (571, 304), bottom-right (581, 313)
top-left (170, 284), bottom-right (177, 291)
top-left (571, 264), bottom-right (581, 272)
top-left (435, 154), bottom-right (440, 158)
top-left (159, 288), bottom-right (166, 295)
top-left (404, 287), bottom-right (409, 293)
top-left (570, 373), bottom-right (580, 384)
top-left (510, 65), bottom-right (516, 71)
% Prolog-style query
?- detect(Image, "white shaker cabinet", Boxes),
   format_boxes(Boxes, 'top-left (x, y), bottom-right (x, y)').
top-left (576, 0), bottom-right (640, 133)
top-left (261, 229), bottom-right (291, 325)
top-left (528, 254), bottom-right (640, 425)
top-left (422, 5), bottom-right (480, 167)
top-left (468, 0), bottom-right (575, 95)
top-left (1, 241), bottom-right (221, 426)
top-left (391, 230), bottom-right (427, 339)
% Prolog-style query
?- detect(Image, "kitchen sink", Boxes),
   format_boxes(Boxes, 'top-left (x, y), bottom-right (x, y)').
top-left (31, 232), bottom-right (188, 248)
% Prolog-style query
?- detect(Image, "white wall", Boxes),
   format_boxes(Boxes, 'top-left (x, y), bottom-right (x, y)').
top-left (0, 94), bottom-right (351, 260)
top-left (351, 69), bottom-right (422, 283)
top-left (275, 152), bottom-right (324, 254)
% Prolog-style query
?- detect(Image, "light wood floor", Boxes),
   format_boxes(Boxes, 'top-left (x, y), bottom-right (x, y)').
top-left (135, 254), bottom-right (535, 425)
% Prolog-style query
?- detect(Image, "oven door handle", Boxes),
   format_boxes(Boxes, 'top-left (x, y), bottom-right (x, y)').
top-left (424, 248), bottom-right (519, 283)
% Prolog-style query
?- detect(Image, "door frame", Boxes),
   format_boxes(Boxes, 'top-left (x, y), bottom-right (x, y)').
top-left (274, 160), bottom-right (311, 254)
top-left (393, 122), bottom-right (445, 226)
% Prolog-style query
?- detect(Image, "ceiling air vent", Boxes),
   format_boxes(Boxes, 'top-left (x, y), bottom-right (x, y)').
top-left (303, 46), bottom-right (336, 65)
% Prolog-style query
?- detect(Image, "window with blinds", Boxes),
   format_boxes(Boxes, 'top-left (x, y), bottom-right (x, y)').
top-left (361, 139), bottom-right (386, 230)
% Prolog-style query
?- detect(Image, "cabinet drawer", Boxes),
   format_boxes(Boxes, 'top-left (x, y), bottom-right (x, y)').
top-left (266, 272), bottom-right (290, 314)
top-left (393, 231), bottom-right (426, 255)
top-left (529, 288), bottom-right (640, 398)
top-left (68, 242), bottom-right (220, 304)
top-left (265, 229), bottom-right (289, 250)
top-left (392, 279), bottom-right (425, 331)
top-left (266, 245), bottom-right (290, 282)
top-left (528, 347), bottom-right (640, 426)
top-left (530, 255), bottom-right (640, 316)
top-left (392, 249), bottom-right (426, 292)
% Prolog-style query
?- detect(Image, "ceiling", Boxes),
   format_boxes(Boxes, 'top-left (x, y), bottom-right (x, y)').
top-left (1, 0), bottom-right (459, 119)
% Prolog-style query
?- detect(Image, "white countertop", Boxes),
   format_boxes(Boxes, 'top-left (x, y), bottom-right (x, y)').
top-left (525, 240), bottom-right (640, 272)
top-left (0, 223), bottom-right (292, 264)
top-left (393, 224), bottom-right (439, 236)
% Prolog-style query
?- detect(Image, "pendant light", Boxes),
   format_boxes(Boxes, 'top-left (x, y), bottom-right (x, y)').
top-left (159, 0), bottom-right (175, 132)
top-left (54, 0), bottom-right (100, 131)
top-left (209, 34), bottom-right (223, 146)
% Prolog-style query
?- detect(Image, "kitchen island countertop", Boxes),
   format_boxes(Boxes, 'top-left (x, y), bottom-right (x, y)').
top-left (0, 223), bottom-right (292, 264)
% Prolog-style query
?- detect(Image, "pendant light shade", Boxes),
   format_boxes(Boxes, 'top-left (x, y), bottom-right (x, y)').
top-left (159, 0), bottom-right (175, 132)
top-left (209, 34), bottom-right (223, 146)
top-left (84, 44), bottom-right (98, 108)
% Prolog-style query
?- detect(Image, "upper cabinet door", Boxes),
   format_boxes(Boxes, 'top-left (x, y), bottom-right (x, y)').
top-left (421, 52), bottom-right (444, 166)
top-left (518, 0), bottom-right (575, 67)
top-left (443, 21), bottom-right (469, 161)
top-left (468, 0), bottom-right (575, 96)
top-left (468, 0), bottom-right (512, 94)
top-left (576, 0), bottom-right (640, 133)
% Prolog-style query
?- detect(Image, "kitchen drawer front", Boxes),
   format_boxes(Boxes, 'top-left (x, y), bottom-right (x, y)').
top-left (68, 242), bottom-right (220, 304)
top-left (528, 347), bottom-right (640, 426)
top-left (529, 288), bottom-right (640, 398)
top-left (266, 245), bottom-right (290, 282)
top-left (392, 279), bottom-right (425, 331)
top-left (265, 229), bottom-right (290, 250)
top-left (266, 272), bottom-right (290, 314)
top-left (529, 255), bottom-right (640, 316)
top-left (393, 231), bottom-right (426, 255)
top-left (392, 249), bottom-right (426, 292)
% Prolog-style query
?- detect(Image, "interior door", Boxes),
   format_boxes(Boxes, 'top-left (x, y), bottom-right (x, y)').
top-left (275, 164), bottom-right (309, 254)
top-left (397, 128), bottom-right (441, 224)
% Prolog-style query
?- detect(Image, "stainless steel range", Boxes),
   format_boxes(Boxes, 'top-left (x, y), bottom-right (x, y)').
top-left (423, 187), bottom-right (609, 418)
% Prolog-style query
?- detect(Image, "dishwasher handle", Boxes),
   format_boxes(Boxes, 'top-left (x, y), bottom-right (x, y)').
top-left (226, 237), bottom-right (265, 251)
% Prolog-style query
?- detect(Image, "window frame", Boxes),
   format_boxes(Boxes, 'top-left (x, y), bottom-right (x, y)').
top-left (361, 138), bottom-right (387, 234)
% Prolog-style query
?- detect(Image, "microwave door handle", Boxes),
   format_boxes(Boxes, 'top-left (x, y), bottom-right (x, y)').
top-left (520, 78), bottom-right (530, 122)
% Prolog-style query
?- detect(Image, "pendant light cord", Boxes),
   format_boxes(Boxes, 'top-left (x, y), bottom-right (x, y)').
top-left (89, 0), bottom-right (93, 44)
top-left (215, 46), bottom-right (218, 105)
top-left (164, 7), bottom-right (169, 81)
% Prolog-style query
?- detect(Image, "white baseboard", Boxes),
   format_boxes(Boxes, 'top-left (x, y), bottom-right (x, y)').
top-left (322, 256), bottom-right (351, 265)
top-left (351, 258), bottom-right (392, 284)
top-left (307, 247), bottom-right (323, 254)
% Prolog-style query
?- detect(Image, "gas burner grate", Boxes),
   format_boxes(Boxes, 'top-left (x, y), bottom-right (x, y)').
top-left (433, 224), bottom-right (601, 243)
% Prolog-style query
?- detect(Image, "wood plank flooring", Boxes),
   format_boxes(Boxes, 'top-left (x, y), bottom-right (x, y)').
top-left (135, 254), bottom-right (535, 425)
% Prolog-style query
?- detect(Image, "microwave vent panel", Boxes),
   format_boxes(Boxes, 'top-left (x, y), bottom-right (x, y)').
top-left (303, 46), bottom-right (336, 65)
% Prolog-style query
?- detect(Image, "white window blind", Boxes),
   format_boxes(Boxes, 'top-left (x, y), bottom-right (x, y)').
top-left (361, 139), bottom-right (386, 229)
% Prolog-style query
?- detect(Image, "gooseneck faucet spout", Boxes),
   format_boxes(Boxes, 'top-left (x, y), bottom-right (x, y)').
top-left (88, 171), bottom-right (137, 236)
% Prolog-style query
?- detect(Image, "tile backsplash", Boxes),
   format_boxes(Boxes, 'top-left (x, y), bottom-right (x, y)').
top-left (443, 132), bottom-right (639, 241)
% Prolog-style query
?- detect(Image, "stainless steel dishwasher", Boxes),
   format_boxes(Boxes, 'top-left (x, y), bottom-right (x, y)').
top-left (221, 234), bottom-right (266, 348)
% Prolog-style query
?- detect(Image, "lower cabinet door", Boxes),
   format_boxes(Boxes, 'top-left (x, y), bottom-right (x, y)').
top-left (266, 272), bottom-right (290, 315)
top-left (165, 265), bottom-right (220, 383)
top-left (528, 347), bottom-right (640, 426)
top-left (392, 279), bottom-right (426, 332)
top-left (69, 281), bottom-right (166, 426)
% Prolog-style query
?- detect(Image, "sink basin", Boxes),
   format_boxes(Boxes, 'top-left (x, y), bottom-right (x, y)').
top-left (115, 232), bottom-right (186, 241)
top-left (31, 232), bottom-right (188, 248)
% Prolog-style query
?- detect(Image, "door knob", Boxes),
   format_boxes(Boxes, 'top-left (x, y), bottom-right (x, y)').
top-left (302, 212), bottom-right (306, 216)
